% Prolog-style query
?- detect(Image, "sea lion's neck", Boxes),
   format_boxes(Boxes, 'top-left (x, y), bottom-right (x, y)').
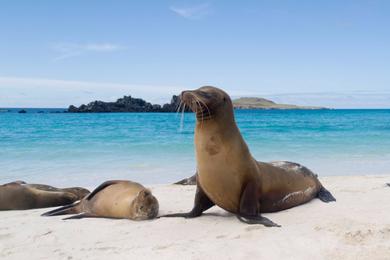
top-left (195, 115), bottom-right (253, 166)
top-left (195, 116), bottom-right (238, 142)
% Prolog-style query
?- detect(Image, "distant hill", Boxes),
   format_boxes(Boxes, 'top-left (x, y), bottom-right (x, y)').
top-left (233, 97), bottom-right (327, 110)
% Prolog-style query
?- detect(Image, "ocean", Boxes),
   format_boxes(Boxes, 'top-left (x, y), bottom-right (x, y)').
top-left (1, 109), bottom-right (389, 187)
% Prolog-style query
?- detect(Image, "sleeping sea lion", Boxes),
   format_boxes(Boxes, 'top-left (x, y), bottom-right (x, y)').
top-left (0, 181), bottom-right (90, 210)
top-left (42, 180), bottom-right (159, 220)
top-left (162, 86), bottom-right (336, 227)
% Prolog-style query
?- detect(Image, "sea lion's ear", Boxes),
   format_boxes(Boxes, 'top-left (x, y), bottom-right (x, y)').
top-left (137, 189), bottom-right (151, 198)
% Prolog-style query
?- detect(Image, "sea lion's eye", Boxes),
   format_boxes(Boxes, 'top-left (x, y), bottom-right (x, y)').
top-left (198, 91), bottom-right (212, 99)
top-left (223, 97), bottom-right (226, 102)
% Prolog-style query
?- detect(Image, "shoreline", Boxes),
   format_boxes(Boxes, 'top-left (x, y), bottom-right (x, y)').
top-left (1, 175), bottom-right (390, 259)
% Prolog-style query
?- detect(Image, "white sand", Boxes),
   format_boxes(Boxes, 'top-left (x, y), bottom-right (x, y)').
top-left (1, 175), bottom-right (390, 260)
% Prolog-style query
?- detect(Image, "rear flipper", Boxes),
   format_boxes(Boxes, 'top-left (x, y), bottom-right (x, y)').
top-left (41, 201), bottom-right (80, 216)
top-left (317, 186), bottom-right (336, 202)
top-left (63, 213), bottom-right (95, 220)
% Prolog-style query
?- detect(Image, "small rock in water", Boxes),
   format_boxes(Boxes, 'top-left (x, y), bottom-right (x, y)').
top-left (18, 109), bottom-right (27, 114)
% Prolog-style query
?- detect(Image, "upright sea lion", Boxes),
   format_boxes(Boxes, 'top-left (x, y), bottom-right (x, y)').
top-left (0, 181), bottom-right (90, 210)
top-left (42, 180), bottom-right (159, 220)
top-left (163, 86), bottom-right (336, 227)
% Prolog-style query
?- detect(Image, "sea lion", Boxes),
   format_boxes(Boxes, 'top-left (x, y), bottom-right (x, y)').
top-left (42, 180), bottom-right (159, 220)
top-left (162, 86), bottom-right (336, 227)
top-left (0, 181), bottom-right (90, 210)
top-left (25, 184), bottom-right (89, 199)
top-left (174, 173), bottom-right (197, 185)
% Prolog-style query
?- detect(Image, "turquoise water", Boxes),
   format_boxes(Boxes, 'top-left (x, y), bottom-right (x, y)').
top-left (1, 109), bottom-right (389, 187)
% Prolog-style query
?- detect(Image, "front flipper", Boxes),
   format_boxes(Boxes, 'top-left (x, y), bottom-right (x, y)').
top-left (160, 183), bottom-right (214, 218)
top-left (238, 181), bottom-right (280, 227)
top-left (237, 215), bottom-right (280, 227)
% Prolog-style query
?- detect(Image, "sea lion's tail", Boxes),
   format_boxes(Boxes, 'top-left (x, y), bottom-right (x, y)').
top-left (317, 186), bottom-right (336, 202)
top-left (41, 201), bottom-right (81, 216)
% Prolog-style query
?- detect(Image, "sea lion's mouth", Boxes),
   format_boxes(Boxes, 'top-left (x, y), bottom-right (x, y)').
top-left (180, 91), bottom-right (212, 121)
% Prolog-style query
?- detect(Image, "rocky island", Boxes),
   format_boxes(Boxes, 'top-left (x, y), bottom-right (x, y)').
top-left (68, 95), bottom-right (191, 113)
top-left (232, 97), bottom-right (327, 110)
top-left (68, 95), bottom-right (327, 113)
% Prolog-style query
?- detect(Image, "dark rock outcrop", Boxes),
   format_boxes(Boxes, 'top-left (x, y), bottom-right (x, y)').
top-left (18, 109), bottom-right (27, 114)
top-left (68, 95), bottom-right (191, 113)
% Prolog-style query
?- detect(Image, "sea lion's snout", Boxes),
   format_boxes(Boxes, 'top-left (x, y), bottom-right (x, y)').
top-left (145, 195), bottom-right (159, 218)
top-left (132, 189), bottom-right (159, 220)
top-left (180, 90), bottom-right (193, 105)
top-left (180, 90), bottom-right (200, 113)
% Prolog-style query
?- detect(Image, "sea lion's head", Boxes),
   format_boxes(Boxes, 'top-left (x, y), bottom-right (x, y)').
top-left (180, 86), bottom-right (234, 122)
top-left (131, 189), bottom-right (159, 220)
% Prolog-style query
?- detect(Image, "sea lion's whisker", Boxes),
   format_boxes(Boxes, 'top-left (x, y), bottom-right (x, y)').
top-left (192, 94), bottom-right (211, 123)
top-left (197, 97), bottom-right (211, 120)
top-left (179, 103), bottom-right (186, 131)
top-left (176, 100), bottom-right (183, 114)
top-left (191, 95), bottom-right (204, 126)
top-left (195, 96), bottom-right (206, 126)
top-left (193, 97), bottom-right (204, 126)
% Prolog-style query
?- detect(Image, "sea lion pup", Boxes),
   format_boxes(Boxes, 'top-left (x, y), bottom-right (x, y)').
top-left (0, 181), bottom-right (90, 210)
top-left (162, 86), bottom-right (335, 227)
top-left (42, 180), bottom-right (159, 220)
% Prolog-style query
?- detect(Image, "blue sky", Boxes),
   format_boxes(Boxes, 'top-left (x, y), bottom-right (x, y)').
top-left (0, 0), bottom-right (389, 108)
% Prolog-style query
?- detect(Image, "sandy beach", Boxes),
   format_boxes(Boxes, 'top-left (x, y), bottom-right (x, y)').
top-left (1, 175), bottom-right (390, 260)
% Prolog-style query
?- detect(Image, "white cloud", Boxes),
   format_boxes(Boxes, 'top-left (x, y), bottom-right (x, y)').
top-left (0, 76), bottom-right (183, 107)
top-left (170, 3), bottom-right (211, 19)
top-left (51, 42), bottom-right (125, 60)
